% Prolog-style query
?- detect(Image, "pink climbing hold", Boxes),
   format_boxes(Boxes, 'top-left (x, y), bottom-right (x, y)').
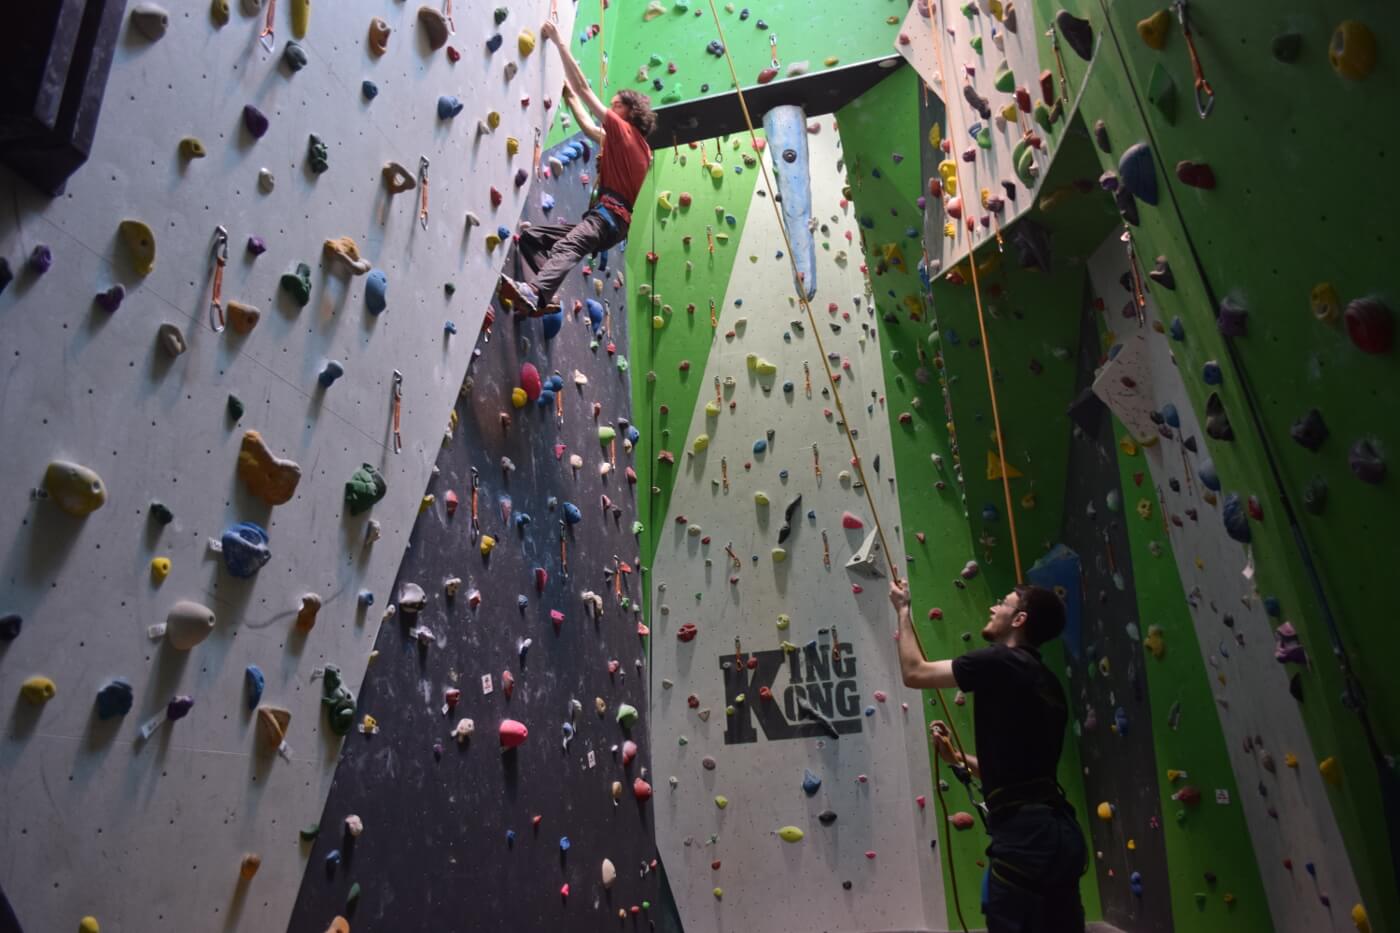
top-left (951, 812), bottom-right (976, 830)
top-left (841, 512), bottom-right (865, 530)
top-left (851, 584), bottom-right (864, 594)
top-left (520, 363), bottom-right (542, 401)
top-left (499, 719), bottom-right (528, 749)
top-left (550, 609), bottom-right (565, 628)
top-left (622, 740), bottom-right (638, 765)
top-left (916, 795), bottom-right (927, 809)
top-left (633, 777), bottom-right (653, 801)
top-left (444, 490), bottom-right (459, 515)
top-left (865, 850), bottom-right (877, 859)
top-left (1175, 160), bottom-right (1216, 189)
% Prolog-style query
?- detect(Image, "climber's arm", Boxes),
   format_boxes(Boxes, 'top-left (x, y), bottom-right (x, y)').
top-left (566, 87), bottom-right (605, 144)
top-left (891, 581), bottom-right (958, 689)
top-left (543, 20), bottom-right (608, 121)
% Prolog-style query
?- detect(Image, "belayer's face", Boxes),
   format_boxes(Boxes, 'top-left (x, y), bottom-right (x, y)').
top-left (982, 591), bottom-right (1022, 644)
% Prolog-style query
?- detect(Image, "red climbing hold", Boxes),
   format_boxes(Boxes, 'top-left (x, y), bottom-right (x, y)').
top-left (1175, 161), bottom-right (1216, 189)
top-left (758, 686), bottom-right (773, 701)
top-left (490, 187), bottom-right (503, 208)
top-left (633, 777), bottom-right (653, 801)
top-left (687, 694), bottom-right (700, 708)
top-left (520, 363), bottom-right (542, 401)
top-left (841, 512), bottom-right (865, 529)
top-left (1344, 297), bottom-right (1394, 354)
top-left (535, 567), bottom-right (548, 591)
top-left (929, 608), bottom-right (943, 620)
top-left (499, 719), bottom-right (528, 749)
top-left (446, 46), bottom-right (461, 62)
top-left (757, 67), bottom-right (779, 84)
top-left (852, 584), bottom-right (864, 594)
top-left (677, 623), bottom-right (698, 642)
top-left (445, 490), bottom-right (459, 515)
top-left (502, 670), bottom-right (515, 698)
top-left (1246, 496), bottom-right (1264, 521)
top-left (951, 812), bottom-right (976, 830)
top-left (646, 251), bottom-right (659, 264)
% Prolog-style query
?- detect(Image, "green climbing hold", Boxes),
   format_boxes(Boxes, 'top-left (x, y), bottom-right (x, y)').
top-left (280, 262), bottom-right (312, 307)
top-left (777, 825), bottom-right (805, 842)
top-left (344, 463), bottom-right (387, 515)
top-left (598, 425), bottom-right (617, 444)
top-left (617, 703), bottom-right (639, 727)
top-left (994, 63), bottom-right (1015, 93)
top-left (321, 664), bottom-right (357, 736)
top-left (347, 882), bottom-right (361, 907)
top-left (493, 5), bottom-right (508, 24)
top-left (975, 126), bottom-right (992, 149)
top-left (660, 86), bottom-right (683, 104)
top-left (649, 53), bottom-right (664, 67)
top-left (970, 36), bottom-right (983, 54)
top-left (1013, 139), bottom-right (1036, 187)
top-left (1147, 63), bottom-right (1177, 124)
top-left (299, 823), bottom-right (321, 840)
top-left (227, 394), bottom-right (245, 421)
top-left (1033, 101), bottom-right (1052, 132)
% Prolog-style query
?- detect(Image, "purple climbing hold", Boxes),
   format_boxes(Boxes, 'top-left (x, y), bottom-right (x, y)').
top-left (1289, 409), bottom-right (1327, 451)
top-left (1118, 142), bottom-right (1158, 206)
top-left (1274, 622), bottom-right (1306, 664)
top-left (1222, 493), bottom-right (1251, 543)
top-left (28, 244), bottom-right (53, 275)
top-left (1348, 438), bottom-right (1386, 484)
top-left (1098, 170), bottom-right (1119, 192)
top-left (1055, 10), bottom-right (1094, 61)
top-left (247, 236), bottom-right (267, 256)
top-left (1114, 187), bottom-right (1139, 226)
top-left (167, 695), bottom-right (195, 721)
top-left (514, 168), bottom-right (528, 188)
top-left (243, 104), bottom-right (270, 138)
top-left (1092, 119), bottom-right (1110, 153)
top-left (95, 285), bottom-right (126, 313)
top-left (1113, 706), bottom-right (1129, 735)
top-left (1217, 297), bottom-right (1248, 337)
top-left (486, 33), bottom-right (503, 53)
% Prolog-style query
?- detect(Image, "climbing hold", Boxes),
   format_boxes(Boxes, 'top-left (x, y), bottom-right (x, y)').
top-left (20, 676), bottom-right (57, 705)
top-left (118, 219), bottom-right (156, 275)
top-left (802, 769), bottom-right (822, 796)
top-left (1205, 393), bottom-right (1233, 440)
top-left (210, 0), bottom-right (230, 26)
top-left (777, 826), bottom-right (805, 843)
top-left (1343, 297), bottom-right (1393, 353)
top-left (178, 137), bottom-right (207, 160)
top-left (283, 39), bottom-right (309, 71)
top-left (95, 679), bottom-right (134, 720)
top-left (367, 17), bottom-right (391, 55)
top-left (1148, 255), bottom-right (1174, 290)
top-left (617, 703), bottom-right (639, 728)
top-left (227, 300), bottom-right (261, 335)
top-left (1319, 755), bottom-right (1343, 785)
top-left (150, 556), bottom-right (171, 582)
top-left (1137, 9), bottom-right (1170, 49)
top-left (130, 3), bottom-right (170, 40)
top-left (321, 665), bottom-right (356, 736)
top-left (1176, 161), bottom-right (1216, 189)
top-left (841, 512), bottom-right (864, 530)
top-left (1118, 143), bottom-right (1158, 205)
top-left (1222, 494), bottom-right (1251, 543)
top-left (362, 79), bottom-right (379, 99)
top-left (242, 104), bottom-right (271, 140)
top-left (1272, 32), bottom-right (1302, 63)
top-left (238, 431), bottom-right (302, 506)
top-left (438, 95), bottom-right (464, 120)
top-left (950, 812), bottom-right (976, 831)
top-left (1096, 802), bottom-right (1115, 821)
top-left (42, 460), bottom-right (107, 516)
top-left (279, 263), bottom-right (312, 308)
top-left (0, 614), bottom-right (20, 641)
top-left (344, 463), bottom-right (386, 515)
top-left (306, 134), bottom-right (329, 174)
top-left (164, 600), bottom-right (216, 649)
top-left (520, 363), bottom-right (542, 401)
top-left (257, 705), bottom-right (291, 749)
top-left (295, 593), bottom-right (322, 633)
top-left (1329, 21), bottom-right (1377, 80)
top-left (219, 522), bottom-right (271, 578)
top-left (1290, 409), bottom-right (1328, 451)
top-left (1349, 439), bottom-right (1386, 484)
top-left (1146, 64), bottom-right (1177, 123)
top-left (1054, 10), bottom-right (1093, 60)
top-left (365, 269), bottom-right (388, 314)
top-left (244, 666), bottom-right (265, 710)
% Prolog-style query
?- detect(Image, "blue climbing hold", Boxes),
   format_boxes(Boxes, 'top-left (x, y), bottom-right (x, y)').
top-left (1169, 317), bottom-right (1185, 341)
top-left (357, 590), bottom-right (374, 607)
top-left (1118, 142), bottom-right (1158, 206)
top-left (318, 360), bottom-right (345, 388)
top-left (362, 80), bottom-right (379, 100)
top-left (549, 374), bottom-right (564, 392)
top-left (1202, 360), bottom-right (1222, 385)
top-left (982, 504), bottom-right (999, 523)
top-left (871, 168), bottom-right (882, 179)
top-left (537, 387), bottom-right (555, 407)
top-left (496, 225), bottom-right (511, 240)
top-left (802, 769), bottom-right (822, 796)
top-left (1130, 871), bottom-right (1143, 896)
top-left (95, 679), bottom-right (134, 720)
top-left (245, 665), bottom-right (265, 710)
top-left (783, 380), bottom-right (794, 393)
top-left (753, 439), bottom-right (768, 455)
top-left (864, 705), bottom-right (876, 716)
top-left (514, 513), bottom-right (532, 529)
top-left (542, 309), bottom-right (564, 340)
top-left (506, 829), bottom-right (516, 844)
top-left (220, 521), bottom-right (271, 578)
top-left (1263, 597), bottom-right (1281, 617)
top-left (559, 836), bottom-right (571, 852)
top-left (1222, 493), bottom-right (1251, 543)
top-left (437, 95), bottom-right (464, 119)
top-left (541, 193), bottom-right (555, 212)
top-left (486, 34), bottom-right (503, 52)
top-left (1161, 403), bottom-right (1180, 428)
top-left (444, 321), bottom-right (457, 335)
top-left (585, 298), bottom-right (605, 332)
top-left (1198, 458), bottom-right (1221, 491)
top-left (807, 510), bottom-right (815, 520)
top-left (1114, 706), bottom-right (1129, 735)
top-left (625, 425), bottom-right (640, 445)
top-left (946, 328), bottom-right (960, 346)
top-left (366, 269), bottom-right (388, 314)
top-left (326, 849), bottom-right (341, 866)
top-left (516, 594), bottom-right (529, 610)
top-left (562, 501), bottom-right (582, 525)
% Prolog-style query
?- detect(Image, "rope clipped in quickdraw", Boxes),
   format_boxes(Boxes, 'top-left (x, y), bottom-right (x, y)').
top-left (469, 467), bottom-right (481, 543)
top-left (418, 157), bottom-right (430, 230)
top-left (1044, 21), bottom-right (1070, 107)
top-left (442, 0), bottom-right (455, 34)
top-left (1122, 228), bottom-right (1147, 325)
top-left (259, 0), bottom-right (276, 52)
top-left (1173, 0), bottom-right (1215, 118)
top-left (209, 225), bottom-right (229, 333)
top-left (391, 370), bottom-right (404, 455)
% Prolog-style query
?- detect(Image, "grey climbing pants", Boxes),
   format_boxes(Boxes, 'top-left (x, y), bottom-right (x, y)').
top-left (981, 803), bottom-right (1088, 933)
top-left (517, 209), bottom-right (625, 307)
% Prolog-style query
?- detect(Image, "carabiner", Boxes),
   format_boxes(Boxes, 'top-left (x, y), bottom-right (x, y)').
top-left (209, 225), bottom-right (230, 333)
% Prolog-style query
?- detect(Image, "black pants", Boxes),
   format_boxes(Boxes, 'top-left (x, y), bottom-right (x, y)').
top-left (982, 804), bottom-right (1087, 933)
top-left (517, 209), bottom-right (625, 307)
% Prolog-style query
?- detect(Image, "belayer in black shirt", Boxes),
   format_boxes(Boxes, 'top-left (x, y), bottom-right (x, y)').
top-left (891, 579), bottom-right (1087, 933)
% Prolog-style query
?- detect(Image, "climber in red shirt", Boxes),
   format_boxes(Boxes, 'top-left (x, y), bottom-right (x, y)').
top-left (502, 19), bottom-right (656, 316)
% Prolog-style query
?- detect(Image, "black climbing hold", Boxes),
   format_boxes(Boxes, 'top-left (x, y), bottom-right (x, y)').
top-left (1148, 256), bottom-right (1175, 290)
top-left (149, 501), bottom-right (175, 525)
top-left (1205, 393), bottom-right (1233, 441)
top-left (1055, 10), bottom-right (1094, 61)
top-left (756, 18), bottom-right (767, 29)
top-left (0, 613), bottom-right (21, 640)
top-left (1114, 187), bottom-right (1139, 226)
top-left (1011, 218), bottom-right (1051, 273)
top-left (739, 7), bottom-right (749, 19)
top-left (1001, 179), bottom-right (1017, 201)
top-left (652, 78), bottom-right (664, 91)
top-left (227, 394), bottom-right (246, 422)
top-left (1222, 493), bottom-right (1250, 543)
top-left (1289, 409), bottom-right (1327, 451)
top-left (1182, 435), bottom-right (1198, 453)
top-left (0, 257), bottom-right (12, 295)
top-left (700, 83), bottom-right (710, 93)
top-left (842, 880), bottom-right (852, 890)
top-left (782, 149), bottom-right (797, 163)
top-left (1288, 674), bottom-right (1303, 702)
top-left (963, 84), bottom-right (992, 120)
top-left (1271, 33), bottom-right (1302, 63)
top-left (818, 810), bottom-right (838, 825)
top-left (1092, 119), bottom-right (1110, 153)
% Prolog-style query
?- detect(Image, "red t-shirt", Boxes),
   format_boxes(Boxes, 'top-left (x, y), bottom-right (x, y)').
top-left (597, 109), bottom-right (652, 225)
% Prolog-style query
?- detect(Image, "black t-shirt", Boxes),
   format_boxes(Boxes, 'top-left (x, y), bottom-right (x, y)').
top-left (951, 644), bottom-right (1068, 800)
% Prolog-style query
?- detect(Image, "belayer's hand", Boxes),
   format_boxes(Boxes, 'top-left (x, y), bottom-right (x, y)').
top-left (540, 20), bottom-right (559, 43)
top-left (929, 720), bottom-right (959, 765)
top-left (889, 579), bottom-right (911, 612)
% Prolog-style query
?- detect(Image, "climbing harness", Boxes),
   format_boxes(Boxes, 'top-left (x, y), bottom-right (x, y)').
top-left (258, 0), bottom-right (276, 52)
top-left (391, 370), bottom-right (404, 454)
top-left (1172, 0), bottom-right (1215, 119)
top-left (418, 157), bottom-right (431, 230)
top-left (208, 225), bottom-right (229, 333)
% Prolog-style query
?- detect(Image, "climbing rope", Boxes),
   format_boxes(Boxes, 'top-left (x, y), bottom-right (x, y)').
top-left (701, 2), bottom-right (978, 927)
top-left (598, 0), bottom-right (607, 90)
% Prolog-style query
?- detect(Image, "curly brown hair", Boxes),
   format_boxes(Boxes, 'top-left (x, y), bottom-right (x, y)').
top-left (615, 89), bottom-right (657, 137)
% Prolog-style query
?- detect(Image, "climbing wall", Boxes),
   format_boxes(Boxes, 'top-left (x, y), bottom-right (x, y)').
top-left (645, 124), bottom-right (946, 932)
top-left (0, 1), bottom-right (575, 930)
top-left (284, 132), bottom-right (661, 931)
top-left (1083, 232), bottom-right (1360, 929)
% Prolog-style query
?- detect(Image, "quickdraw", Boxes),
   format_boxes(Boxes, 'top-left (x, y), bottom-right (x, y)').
top-left (209, 225), bottom-right (229, 333)
top-left (391, 370), bottom-right (404, 454)
top-left (259, 0), bottom-right (276, 52)
top-left (1122, 228), bottom-right (1147, 326)
top-left (418, 156), bottom-right (430, 230)
top-left (1173, 0), bottom-right (1215, 118)
top-left (469, 467), bottom-right (481, 543)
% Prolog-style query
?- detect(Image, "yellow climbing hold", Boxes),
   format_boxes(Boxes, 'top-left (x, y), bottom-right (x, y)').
top-left (714, 795), bottom-right (729, 809)
top-left (986, 450), bottom-right (1023, 480)
top-left (1096, 802), bottom-right (1113, 821)
top-left (420, 494), bottom-right (435, 513)
top-left (487, 111), bottom-right (501, 129)
top-left (939, 160), bottom-right (958, 196)
top-left (1119, 436), bottom-right (1138, 456)
top-left (290, 0), bottom-right (310, 37)
top-left (518, 29), bottom-right (536, 56)
top-left (713, 887), bottom-right (724, 899)
top-left (754, 491), bottom-right (770, 506)
top-left (480, 534), bottom-right (497, 557)
top-left (150, 557), bottom-right (172, 582)
top-left (1319, 755), bottom-right (1343, 786)
top-left (927, 123), bottom-right (942, 150)
top-left (20, 676), bottom-right (57, 705)
top-left (506, 136), bottom-right (520, 156)
top-left (704, 400), bottom-right (721, 417)
top-left (1144, 625), bottom-right (1165, 658)
top-left (1137, 10), bottom-right (1171, 50)
top-left (657, 190), bottom-right (674, 212)
top-left (512, 387), bottom-right (528, 408)
top-left (754, 358), bottom-right (777, 376)
top-left (771, 548), bottom-right (787, 563)
top-left (1310, 282), bottom-right (1341, 325)
top-left (692, 433), bottom-right (710, 453)
top-left (1352, 904), bottom-right (1371, 933)
top-left (179, 137), bottom-right (207, 160)
top-left (776, 614), bottom-right (790, 630)
top-left (1329, 21), bottom-right (1376, 80)
top-left (777, 825), bottom-right (805, 842)
top-left (823, 56), bottom-right (840, 67)
top-left (1284, 753), bottom-right (1299, 769)
top-left (44, 460), bottom-right (108, 516)
top-left (486, 234), bottom-right (502, 251)
top-left (1136, 498), bottom-right (1153, 520)
top-left (1166, 769), bottom-right (1187, 783)
top-left (79, 918), bottom-right (100, 933)
top-left (652, 315), bottom-right (666, 330)
top-left (118, 219), bottom-right (156, 275)
top-left (709, 164), bottom-right (724, 180)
